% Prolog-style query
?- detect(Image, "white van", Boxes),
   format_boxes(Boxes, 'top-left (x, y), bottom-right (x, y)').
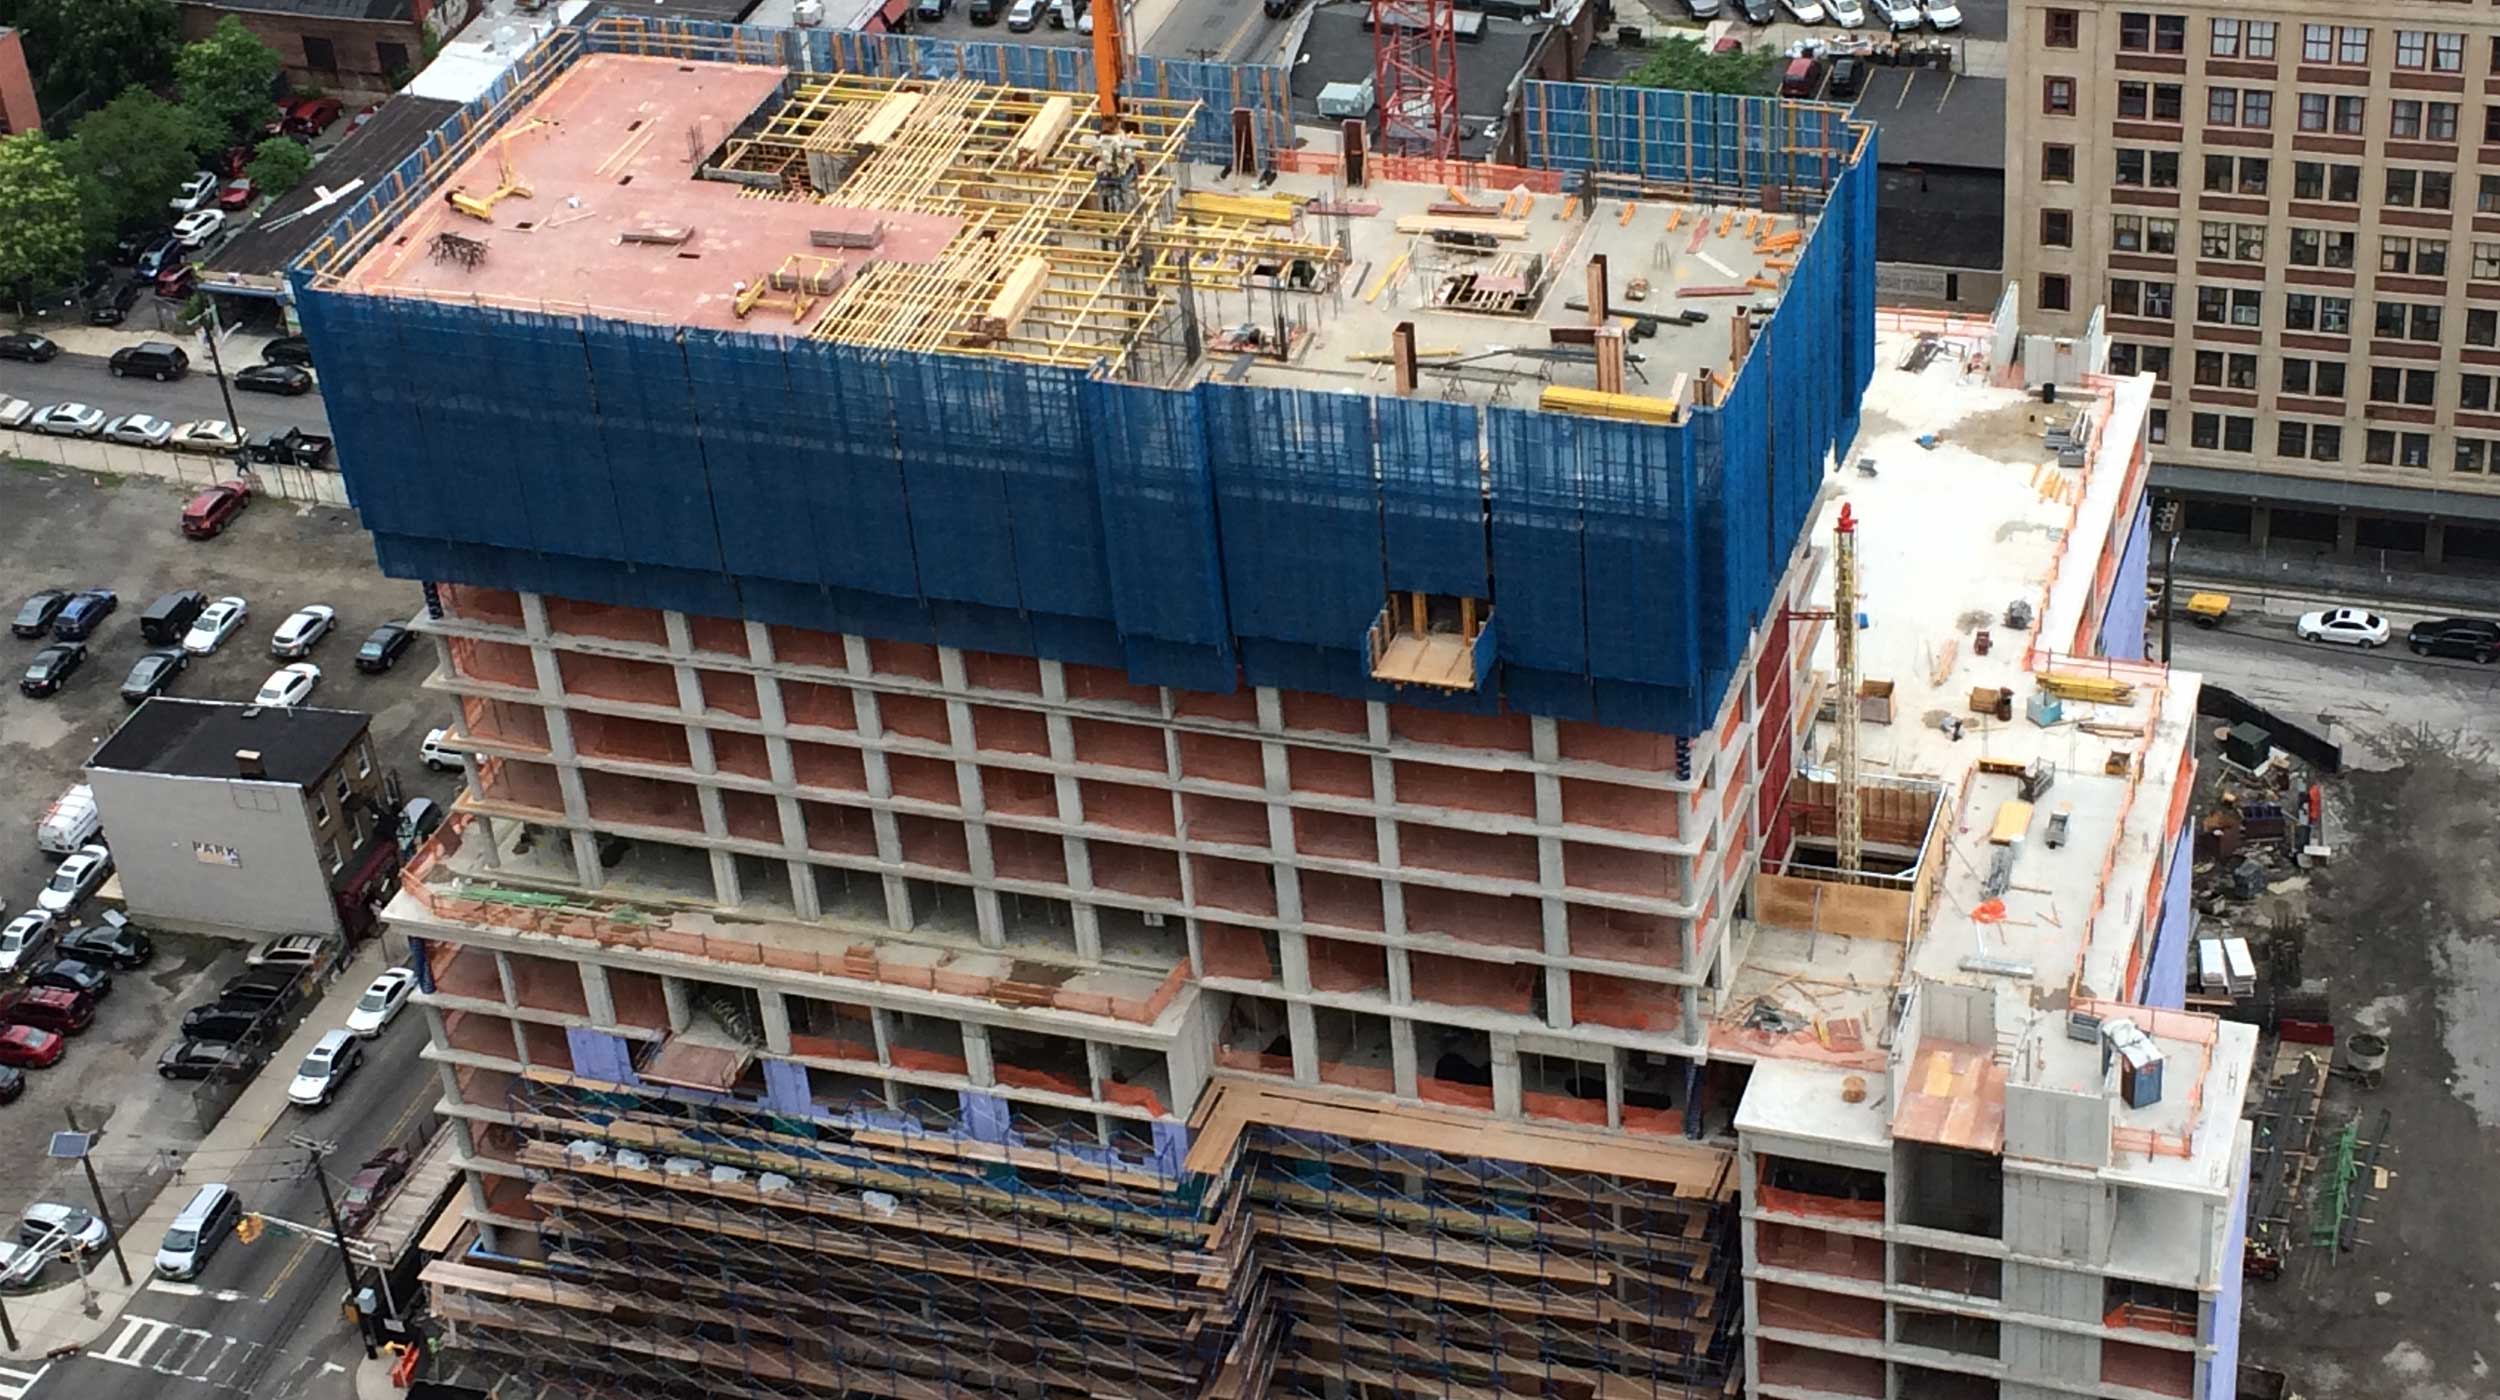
top-left (36, 785), bottom-right (100, 857)
top-left (156, 1184), bottom-right (242, 1280)
top-left (420, 728), bottom-right (469, 773)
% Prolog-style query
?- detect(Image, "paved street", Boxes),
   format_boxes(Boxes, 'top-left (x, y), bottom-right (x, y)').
top-left (0, 352), bottom-right (330, 442)
top-left (10, 1008), bottom-right (438, 1400)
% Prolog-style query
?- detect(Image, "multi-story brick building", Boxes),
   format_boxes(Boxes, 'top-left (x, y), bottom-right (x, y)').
top-left (2005, 0), bottom-right (2500, 567)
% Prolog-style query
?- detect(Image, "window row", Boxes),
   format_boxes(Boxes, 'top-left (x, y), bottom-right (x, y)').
top-left (2106, 283), bottom-right (2500, 346)
top-left (2195, 414), bottom-right (2443, 469)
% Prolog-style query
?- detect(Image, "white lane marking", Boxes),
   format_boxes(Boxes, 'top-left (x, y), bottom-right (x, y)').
top-left (151, 1327), bottom-right (217, 1376)
top-left (142, 1280), bottom-right (250, 1303)
top-left (94, 1314), bottom-right (174, 1367)
top-left (0, 1364), bottom-right (48, 1400)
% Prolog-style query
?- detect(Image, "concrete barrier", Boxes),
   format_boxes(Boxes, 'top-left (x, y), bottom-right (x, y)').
top-left (2, 427), bottom-right (350, 508)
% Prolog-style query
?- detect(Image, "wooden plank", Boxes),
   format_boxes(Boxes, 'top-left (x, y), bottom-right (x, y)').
top-left (1393, 214), bottom-right (1530, 240)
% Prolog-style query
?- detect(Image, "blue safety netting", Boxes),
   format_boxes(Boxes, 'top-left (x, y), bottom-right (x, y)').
top-left (1377, 397), bottom-right (1486, 600)
top-left (1516, 81), bottom-right (1859, 198)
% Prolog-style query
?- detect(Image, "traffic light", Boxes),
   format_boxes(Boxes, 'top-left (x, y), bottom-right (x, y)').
top-left (236, 1214), bottom-right (265, 1244)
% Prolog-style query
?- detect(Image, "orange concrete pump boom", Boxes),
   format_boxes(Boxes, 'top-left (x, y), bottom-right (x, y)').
top-left (1092, 0), bottom-right (1124, 131)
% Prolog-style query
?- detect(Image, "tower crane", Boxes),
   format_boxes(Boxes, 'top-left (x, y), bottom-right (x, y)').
top-left (1832, 503), bottom-right (1863, 883)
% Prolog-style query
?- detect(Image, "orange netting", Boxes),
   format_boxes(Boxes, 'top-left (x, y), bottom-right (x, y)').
top-left (1756, 1184), bottom-right (1884, 1222)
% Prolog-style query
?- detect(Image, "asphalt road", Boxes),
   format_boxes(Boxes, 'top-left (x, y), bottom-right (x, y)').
top-left (2158, 604), bottom-right (2500, 768)
top-left (17, 1013), bottom-right (439, 1400)
top-left (1144, 0), bottom-right (1299, 61)
top-left (0, 353), bottom-right (330, 441)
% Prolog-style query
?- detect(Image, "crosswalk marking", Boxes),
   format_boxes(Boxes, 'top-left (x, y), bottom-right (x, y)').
top-left (149, 1327), bottom-right (218, 1376)
top-left (66, 1313), bottom-right (355, 1397)
top-left (0, 1364), bottom-right (49, 1400)
top-left (94, 1315), bottom-right (174, 1367)
top-left (142, 1280), bottom-right (250, 1303)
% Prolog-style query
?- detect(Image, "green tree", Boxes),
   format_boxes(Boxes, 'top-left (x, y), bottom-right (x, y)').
top-left (0, 133), bottom-right (86, 297)
top-left (65, 88), bottom-right (213, 243)
top-left (0, 0), bottom-right (181, 111)
top-left (1626, 38), bottom-right (1777, 96)
top-left (176, 16), bottom-right (284, 144)
top-left (244, 134), bottom-right (312, 197)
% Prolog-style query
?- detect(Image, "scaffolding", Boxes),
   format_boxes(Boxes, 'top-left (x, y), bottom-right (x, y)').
top-left (426, 1074), bottom-right (1739, 1400)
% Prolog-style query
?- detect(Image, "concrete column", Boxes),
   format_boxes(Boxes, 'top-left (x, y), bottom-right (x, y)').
top-left (1286, 1001), bottom-right (1319, 1084)
top-left (662, 976), bottom-right (692, 1032)
top-left (1489, 1032), bottom-right (1522, 1116)
top-left (492, 951), bottom-right (520, 1007)
top-left (744, 620), bottom-right (775, 665)
top-left (786, 860), bottom-right (821, 920)
top-left (752, 674), bottom-right (788, 730)
top-left (2425, 519), bottom-right (2447, 565)
top-left (1278, 930), bottom-right (1312, 995)
top-left (759, 989), bottom-right (792, 1055)
top-left (567, 829), bottom-right (604, 890)
top-left (1389, 1016), bottom-right (1418, 1097)
top-left (1604, 1047), bottom-right (1625, 1129)
top-left (1070, 904), bottom-right (1102, 961)
top-left (672, 664), bottom-right (705, 716)
top-left (519, 592), bottom-right (552, 640)
top-left (1384, 947), bottom-right (1412, 1004)
top-left (1544, 966), bottom-right (1573, 1030)
top-left (685, 725), bottom-right (717, 777)
top-left (580, 961), bottom-right (617, 1025)
top-left (662, 611), bottom-right (692, 655)
top-left (2249, 504), bottom-right (2271, 550)
top-left (2334, 512), bottom-right (2359, 559)
top-left (708, 848), bottom-right (741, 907)
top-left (962, 1022), bottom-right (996, 1085)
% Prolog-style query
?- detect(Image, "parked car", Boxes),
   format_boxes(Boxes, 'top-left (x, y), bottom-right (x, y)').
top-left (263, 336), bottom-right (314, 367)
top-left (169, 172), bottom-right (219, 214)
top-left (0, 987), bottom-right (92, 1038)
top-left (282, 97), bottom-right (344, 137)
top-left (20, 644), bottom-right (84, 698)
top-left (52, 590), bottom-right (115, 641)
top-left (0, 332), bottom-right (60, 364)
top-left (421, 727), bottom-right (470, 772)
top-left (109, 341), bottom-right (189, 381)
top-left (249, 934), bottom-right (335, 971)
top-left (1824, 0), bottom-right (1865, 23)
top-left (234, 363), bottom-right (313, 396)
top-left (272, 605), bottom-right (336, 657)
top-left (103, 413), bottom-right (175, 448)
top-left (398, 797), bottom-right (444, 848)
top-left (59, 917), bottom-right (151, 970)
top-left (1778, 0), bottom-right (1825, 20)
top-left (216, 178), bottom-right (256, 212)
top-left (216, 968), bottom-right (300, 1012)
top-left (1872, 0), bottom-right (1920, 28)
top-left (28, 959), bottom-right (110, 1002)
top-left (0, 1026), bottom-right (64, 1069)
top-left (249, 427), bottom-right (333, 467)
top-left (179, 1004), bottom-right (274, 1044)
top-left (0, 1067), bottom-right (21, 1104)
top-left (182, 480), bottom-right (253, 539)
top-left (344, 968), bottom-right (419, 1038)
top-left (2405, 617), bottom-right (2500, 662)
top-left (184, 596), bottom-right (248, 654)
top-left (139, 590), bottom-right (208, 644)
top-left (36, 845), bottom-right (111, 915)
top-left (0, 397), bottom-right (32, 429)
top-left (0, 913), bottom-right (55, 975)
top-left (158, 1040), bottom-right (263, 1082)
top-left (1735, 0), bottom-right (1775, 21)
top-left (2295, 607), bottom-right (2389, 648)
top-left (356, 623), bottom-right (415, 673)
top-left (133, 238), bottom-right (184, 279)
top-left (85, 278), bottom-right (146, 326)
top-left (169, 420), bottom-right (245, 455)
top-left (968, 0), bottom-right (1000, 22)
top-left (1919, 0), bottom-right (1960, 27)
top-left (154, 265), bottom-right (197, 300)
top-left (155, 1185), bottom-right (244, 1278)
top-left (336, 1147), bottom-right (412, 1233)
top-left (1779, 56), bottom-right (1825, 97)
top-left (287, 1030), bottom-right (365, 1108)
top-left (255, 663), bottom-right (320, 707)
top-left (1680, 0), bottom-right (1722, 16)
top-left (11, 591), bottom-right (72, 639)
top-left (121, 647), bottom-right (188, 703)
top-left (29, 403), bottom-right (106, 437)
top-left (171, 210), bottom-right (225, 249)
top-left (1827, 56), bottom-right (1867, 99)
top-left (20, 1204), bottom-right (109, 1257)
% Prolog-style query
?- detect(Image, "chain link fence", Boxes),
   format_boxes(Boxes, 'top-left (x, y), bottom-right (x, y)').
top-left (2, 427), bottom-right (349, 507)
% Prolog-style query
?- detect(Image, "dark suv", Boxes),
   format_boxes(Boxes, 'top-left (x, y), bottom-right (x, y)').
top-left (109, 341), bottom-right (190, 382)
top-left (2407, 617), bottom-right (2500, 662)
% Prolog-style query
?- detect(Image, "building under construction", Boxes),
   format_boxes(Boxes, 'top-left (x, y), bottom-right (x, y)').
top-left (295, 14), bottom-right (2242, 1400)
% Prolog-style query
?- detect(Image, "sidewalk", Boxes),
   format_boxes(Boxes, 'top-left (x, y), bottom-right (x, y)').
top-left (0, 939), bottom-right (395, 1363)
top-left (10, 321), bottom-right (283, 365)
top-left (2176, 534), bottom-right (2500, 619)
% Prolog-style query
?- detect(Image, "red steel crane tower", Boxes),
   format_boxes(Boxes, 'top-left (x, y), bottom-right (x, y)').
top-left (1370, 0), bottom-right (1457, 159)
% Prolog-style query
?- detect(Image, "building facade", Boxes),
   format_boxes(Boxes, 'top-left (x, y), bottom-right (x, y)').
top-left (2005, 0), bottom-right (2500, 565)
top-left (178, 0), bottom-right (477, 100)
top-left (0, 29), bottom-right (39, 136)
top-left (88, 699), bottom-right (392, 939)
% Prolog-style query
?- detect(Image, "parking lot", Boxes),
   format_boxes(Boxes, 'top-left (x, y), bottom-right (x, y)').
top-left (0, 462), bottom-right (461, 1232)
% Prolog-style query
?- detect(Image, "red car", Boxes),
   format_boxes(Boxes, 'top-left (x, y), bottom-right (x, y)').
top-left (283, 97), bottom-right (343, 138)
top-left (217, 178), bottom-right (256, 211)
top-left (183, 480), bottom-right (253, 539)
top-left (0, 1025), bottom-right (65, 1068)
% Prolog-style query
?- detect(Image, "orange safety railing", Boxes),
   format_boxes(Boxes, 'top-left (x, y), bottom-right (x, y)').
top-left (1273, 148), bottom-right (1565, 195)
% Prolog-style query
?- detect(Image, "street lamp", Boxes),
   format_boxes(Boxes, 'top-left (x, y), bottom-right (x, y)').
top-left (184, 298), bottom-right (252, 474)
top-left (48, 1121), bottom-right (133, 1287)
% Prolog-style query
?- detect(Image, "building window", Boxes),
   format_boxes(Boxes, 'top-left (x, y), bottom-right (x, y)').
top-left (2279, 423), bottom-right (2343, 462)
top-left (2042, 144), bottom-right (2076, 181)
top-left (2147, 408), bottom-right (2168, 444)
top-left (2196, 286), bottom-right (2262, 326)
top-left (2393, 101), bottom-right (2423, 139)
top-left (2481, 175), bottom-right (2500, 213)
top-left (313, 794), bottom-right (331, 827)
top-left (355, 742), bottom-right (372, 779)
top-left (377, 41), bottom-right (411, 76)
top-left (2474, 243), bottom-right (2500, 280)
top-left (2205, 88), bottom-right (2274, 129)
top-left (2116, 149), bottom-right (2178, 188)
top-left (2396, 29), bottom-right (2428, 69)
top-left (2142, 280), bottom-right (2175, 317)
top-left (2045, 77), bottom-right (2076, 115)
top-left (2119, 82), bottom-right (2185, 122)
top-left (2430, 103), bottom-right (2460, 142)
top-left (2191, 413), bottom-right (2256, 453)
top-left (2200, 155), bottom-right (2267, 195)
top-left (2385, 169), bottom-right (2453, 209)
top-left (2246, 21), bottom-right (2275, 59)
top-left (2369, 367), bottom-right (2440, 406)
top-left (2242, 92), bottom-right (2272, 129)
top-left (2302, 95), bottom-right (2365, 135)
top-left (2041, 209), bottom-right (2073, 247)
top-left (336, 772), bottom-right (351, 801)
top-left (2297, 93), bottom-right (2326, 132)
top-left (2282, 358), bottom-right (2346, 398)
top-left (2288, 227), bottom-right (2355, 269)
top-left (2485, 109), bottom-right (2500, 144)
top-left (2210, 17), bottom-right (2239, 56)
top-left (2045, 7), bottom-right (2078, 47)
top-left (2120, 12), bottom-right (2151, 50)
top-left (2418, 239), bottom-right (2449, 276)
top-left (2193, 351), bottom-right (2258, 388)
top-left (325, 841), bottom-right (344, 876)
top-left (2109, 279), bottom-right (2141, 316)
top-left (2301, 24), bottom-right (2332, 63)
top-left (2201, 221), bottom-right (2265, 262)
top-left (2461, 373), bottom-right (2494, 411)
top-left (2374, 301), bottom-right (2443, 342)
top-left (2292, 161), bottom-right (2361, 203)
top-left (2391, 101), bottom-right (2455, 141)
top-left (2285, 293), bottom-right (2352, 334)
top-left (2474, 308), bottom-right (2500, 347)
top-left (2366, 430), bottom-right (2431, 468)
top-left (2339, 26), bottom-right (2368, 65)
top-left (2110, 343), bottom-right (2171, 377)
top-left (2119, 82), bottom-right (2147, 120)
top-left (2040, 274), bottom-right (2071, 312)
top-left (303, 35), bottom-right (338, 74)
top-left (2382, 236), bottom-right (2415, 273)
top-left (2459, 439), bottom-right (2491, 474)
top-left (2437, 32), bottom-right (2465, 72)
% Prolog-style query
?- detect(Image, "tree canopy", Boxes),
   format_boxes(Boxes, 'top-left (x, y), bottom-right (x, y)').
top-left (176, 16), bottom-right (284, 145)
top-left (0, 133), bottom-right (87, 296)
top-left (245, 134), bottom-right (312, 197)
top-left (0, 0), bottom-right (181, 111)
top-left (65, 87), bottom-right (213, 244)
top-left (1626, 38), bottom-right (1777, 96)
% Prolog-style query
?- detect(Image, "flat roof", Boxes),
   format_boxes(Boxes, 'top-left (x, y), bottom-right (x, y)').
top-left (207, 94), bottom-right (463, 285)
top-left (90, 698), bottom-right (369, 788)
top-left (1289, 8), bottom-right (1542, 159)
top-left (1720, 324), bottom-right (2249, 1187)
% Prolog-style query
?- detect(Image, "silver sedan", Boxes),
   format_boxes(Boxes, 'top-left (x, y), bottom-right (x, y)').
top-left (29, 403), bottom-right (105, 437)
top-left (104, 413), bottom-right (174, 448)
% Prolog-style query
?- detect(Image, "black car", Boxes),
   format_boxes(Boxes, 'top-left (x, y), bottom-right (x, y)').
top-left (27, 959), bottom-right (110, 1002)
top-left (234, 363), bottom-right (314, 396)
top-left (51, 590), bottom-right (116, 641)
top-left (58, 922), bottom-right (151, 970)
top-left (121, 648), bottom-right (187, 704)
top-left (263, 337), bottom-right (314, 367)
top-left (10, 591), bottom-right (72, 639)
top-left (180, 1004), bottom-right (273, 1043)
top-left (86, 278), bottom-right (146, 327)
top-left (356, 623), bottom-right (415, 673)
top-left (0, 333), bottom-right (59, 364)
top-left (2407, 617), bottom-right (2500, 662)
top-left (20, 644), bottom-right (83, 697)
top-left (0, 1066), bottom-right (22, 1104)
top-left (217, 969), bottom-right (299, 1011)
top-left (159, 1040), bottom-right (265, 1082)
top-left (108, 341), bottom-right (189, 381)
top-left (1735, 0), bottom-right (1774, 19)
top-left (1827, 57), bottom-right (1866, 100)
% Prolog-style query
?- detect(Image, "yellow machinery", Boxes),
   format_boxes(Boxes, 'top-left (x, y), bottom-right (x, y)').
top-left (446, 119), bottom-right (550, 222)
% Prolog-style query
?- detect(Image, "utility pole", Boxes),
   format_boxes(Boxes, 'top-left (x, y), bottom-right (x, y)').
top-left (187, 301), bottom-right (250, 473)
top-left (289, 1135), bottom-right (379, 1360)
top-left (2157, 499), bottom-right (2183, 665)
